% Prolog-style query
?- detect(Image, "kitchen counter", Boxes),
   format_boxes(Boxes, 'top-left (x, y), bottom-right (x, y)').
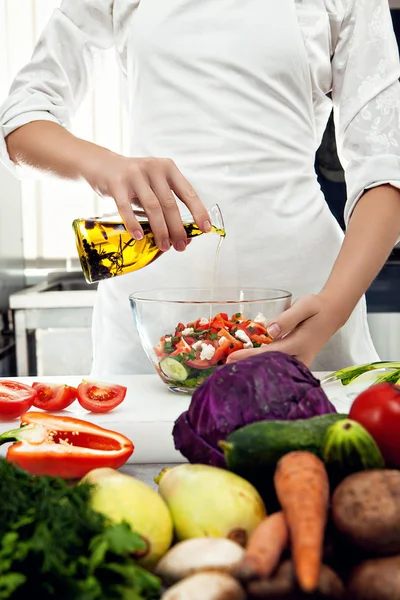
top-left (0, 372), bottom-right (348, 487)
top-left (0, 374), bottom-right (193, 464)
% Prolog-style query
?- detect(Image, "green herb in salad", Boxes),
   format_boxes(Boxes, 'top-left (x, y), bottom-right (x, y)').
top-left (0, 459), bottom-right (160, 600)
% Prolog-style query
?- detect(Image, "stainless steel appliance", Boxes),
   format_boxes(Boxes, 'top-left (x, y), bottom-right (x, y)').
top-left (9, 272), bottom-right (96, 376)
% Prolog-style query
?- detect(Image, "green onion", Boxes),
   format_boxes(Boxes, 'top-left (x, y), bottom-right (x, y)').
top-left (322, 361), bottom-right (400, 386)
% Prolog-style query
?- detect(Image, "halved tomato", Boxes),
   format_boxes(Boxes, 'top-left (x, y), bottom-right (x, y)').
top-left (77, 380), bottom-right (127, 413)
top-left (32, 382), bottom-right (78, 411)
top-left (0, 380), bottom-right (37, 420)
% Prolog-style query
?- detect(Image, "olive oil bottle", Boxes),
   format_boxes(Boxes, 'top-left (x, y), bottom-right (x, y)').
top-left (73, 204), bottom-right (225, 284)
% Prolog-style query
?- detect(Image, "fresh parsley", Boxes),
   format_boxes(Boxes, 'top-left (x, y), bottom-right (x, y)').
top-left (0, 460), bottom-right (161, 600)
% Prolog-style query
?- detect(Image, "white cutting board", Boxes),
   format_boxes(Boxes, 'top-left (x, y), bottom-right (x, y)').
top-left (0, 372), bottom-right (362, 464)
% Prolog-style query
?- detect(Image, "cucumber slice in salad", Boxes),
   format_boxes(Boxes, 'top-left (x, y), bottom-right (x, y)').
top-left (159, 357), bottom-right (190, 382)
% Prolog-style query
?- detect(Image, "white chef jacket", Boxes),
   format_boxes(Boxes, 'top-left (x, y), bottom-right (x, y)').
top-left (1, 0), bottom-right (400, 375)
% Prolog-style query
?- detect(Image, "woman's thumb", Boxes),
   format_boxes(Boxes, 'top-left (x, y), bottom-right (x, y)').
top-left (266, 295), bottom-right (320, 339)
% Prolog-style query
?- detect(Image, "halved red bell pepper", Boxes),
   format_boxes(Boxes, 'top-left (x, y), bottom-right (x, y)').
top-left (0, 412), bottom-right (134, 479)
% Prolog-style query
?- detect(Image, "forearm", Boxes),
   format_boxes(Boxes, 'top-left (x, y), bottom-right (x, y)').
top-left (320, 184), bottom-right (400, 326)
top-left (6, 120), bottom-right (115, 181)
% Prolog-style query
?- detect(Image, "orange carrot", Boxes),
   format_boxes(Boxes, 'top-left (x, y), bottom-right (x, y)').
top-left (273, 451), bottom-right (329, 593)
top-left (233, 511), bottom-right (289, 582)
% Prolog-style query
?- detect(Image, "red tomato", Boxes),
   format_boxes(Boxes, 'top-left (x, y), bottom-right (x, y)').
top-left (349, 382), bottom-right (400, 467)
top-left (0, 380), bottom-right (37, 420)
top-left (194, 319), bottom-right (210, 331)
top-left (32, 382), bottom-right (77, 411)
top-left (77, 381), bottom-right (127, 413)
top-left (184, 358), bottom-right (214, 370)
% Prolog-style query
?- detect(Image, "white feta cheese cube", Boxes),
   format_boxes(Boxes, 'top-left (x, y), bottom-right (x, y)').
top-left (192, 340), bottom-right (203, 351)
top-left (165, 337), bottom-right (171, 342)
top-left (254, 312), bottom-right (267, 327)
top-left (200, 343), bottom-right (216, 361)
top-left (199, 317), bottom-right (209, 326)
top-left (235, 329), bottom-right (251, 344)
top-left (181, 327), bottom-right (194, 336)
top-left (235, 329), bottom-right (253, 349)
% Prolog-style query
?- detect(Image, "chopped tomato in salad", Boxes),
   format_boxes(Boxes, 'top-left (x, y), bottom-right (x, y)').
top-left (155, 312), bottom-right (273, 387)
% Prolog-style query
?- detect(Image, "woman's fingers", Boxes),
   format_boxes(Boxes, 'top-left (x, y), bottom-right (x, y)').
top-left (148, 172), bottom-right (187, 251)
top-left (110, 183), bottom-right (145, 241)
top-left (109, 157), bottom-right (209, 251)
top-left (164, 159), bottom-right (211, 233)
top-left (266, 295), bottom-right (321, 340)
top-left (227, 296), bottom-right (322, 364)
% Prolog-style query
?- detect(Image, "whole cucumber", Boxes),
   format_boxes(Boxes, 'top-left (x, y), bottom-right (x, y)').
top-left (219, 413), bottom-right (346, 511)
top-left (219, 413), bottom-right (346, 471)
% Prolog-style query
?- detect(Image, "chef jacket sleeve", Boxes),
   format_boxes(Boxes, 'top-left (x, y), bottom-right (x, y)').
top-left (331, 0), bottom-right (400, 227)
top-left (0, 0), bottom-right (115, 178)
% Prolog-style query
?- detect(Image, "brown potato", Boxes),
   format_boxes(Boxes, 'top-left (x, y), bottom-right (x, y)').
top-left (347, 555), bottom-right (400, 600)
top-left (332, 470), bottom-right (400, 555)
top-left (246, 560), bottom-right (344, 599)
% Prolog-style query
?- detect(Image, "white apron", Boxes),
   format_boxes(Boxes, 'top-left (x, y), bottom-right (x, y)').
top-left (90, 0), bottom-right (379, 376)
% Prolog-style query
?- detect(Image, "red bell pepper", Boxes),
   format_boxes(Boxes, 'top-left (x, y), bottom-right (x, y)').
top-left (0, 412), bottom-right (134, 479)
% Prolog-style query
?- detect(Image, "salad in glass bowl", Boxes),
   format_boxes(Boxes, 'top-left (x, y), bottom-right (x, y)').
top-left (129, 287), bottom-right (292, 393)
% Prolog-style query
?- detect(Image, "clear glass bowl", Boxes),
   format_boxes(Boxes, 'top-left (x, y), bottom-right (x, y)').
top-left (129, 287), bottom-right (292, 393)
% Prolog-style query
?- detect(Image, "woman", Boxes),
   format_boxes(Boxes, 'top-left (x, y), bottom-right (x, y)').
top-left (1, 0), bottom-right (400, 375)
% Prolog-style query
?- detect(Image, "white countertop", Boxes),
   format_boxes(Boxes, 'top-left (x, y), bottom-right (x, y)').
top-left (0, 372), bottom-right (352, 465)
top-left (0, 375), bottom-right (191, 463)
top-left (9, 286), bottom-right (96, 309)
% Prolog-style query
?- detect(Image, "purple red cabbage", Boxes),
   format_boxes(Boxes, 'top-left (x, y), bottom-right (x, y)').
top-left (173, 351), bottom-right (336, 467)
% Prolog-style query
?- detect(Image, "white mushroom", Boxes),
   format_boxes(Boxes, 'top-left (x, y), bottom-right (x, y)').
top-left (155, 537), bottom-right (245, 585)
top-left (161, 572), bottom-right (246, 600)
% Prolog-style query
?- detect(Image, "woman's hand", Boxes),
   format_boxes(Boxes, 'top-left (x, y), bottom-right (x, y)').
top-left (7, 122), bottom-right (210, 253)
top-left (226, 294), bottom-right (343, 367)
top-left (83, 153), bottom-right (211, 252)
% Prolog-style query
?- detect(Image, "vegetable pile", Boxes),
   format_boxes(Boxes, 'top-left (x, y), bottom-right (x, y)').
top-left (154, 311), bottom-right (273, 388)
top-left (173, 351), bottom-right (337, 467)
top-left (153, 456), bottom-right (400, 600)
top-left (2, 357), bottom-right (400, 599)
top-left (0, 379), bottom-right (127, 420)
